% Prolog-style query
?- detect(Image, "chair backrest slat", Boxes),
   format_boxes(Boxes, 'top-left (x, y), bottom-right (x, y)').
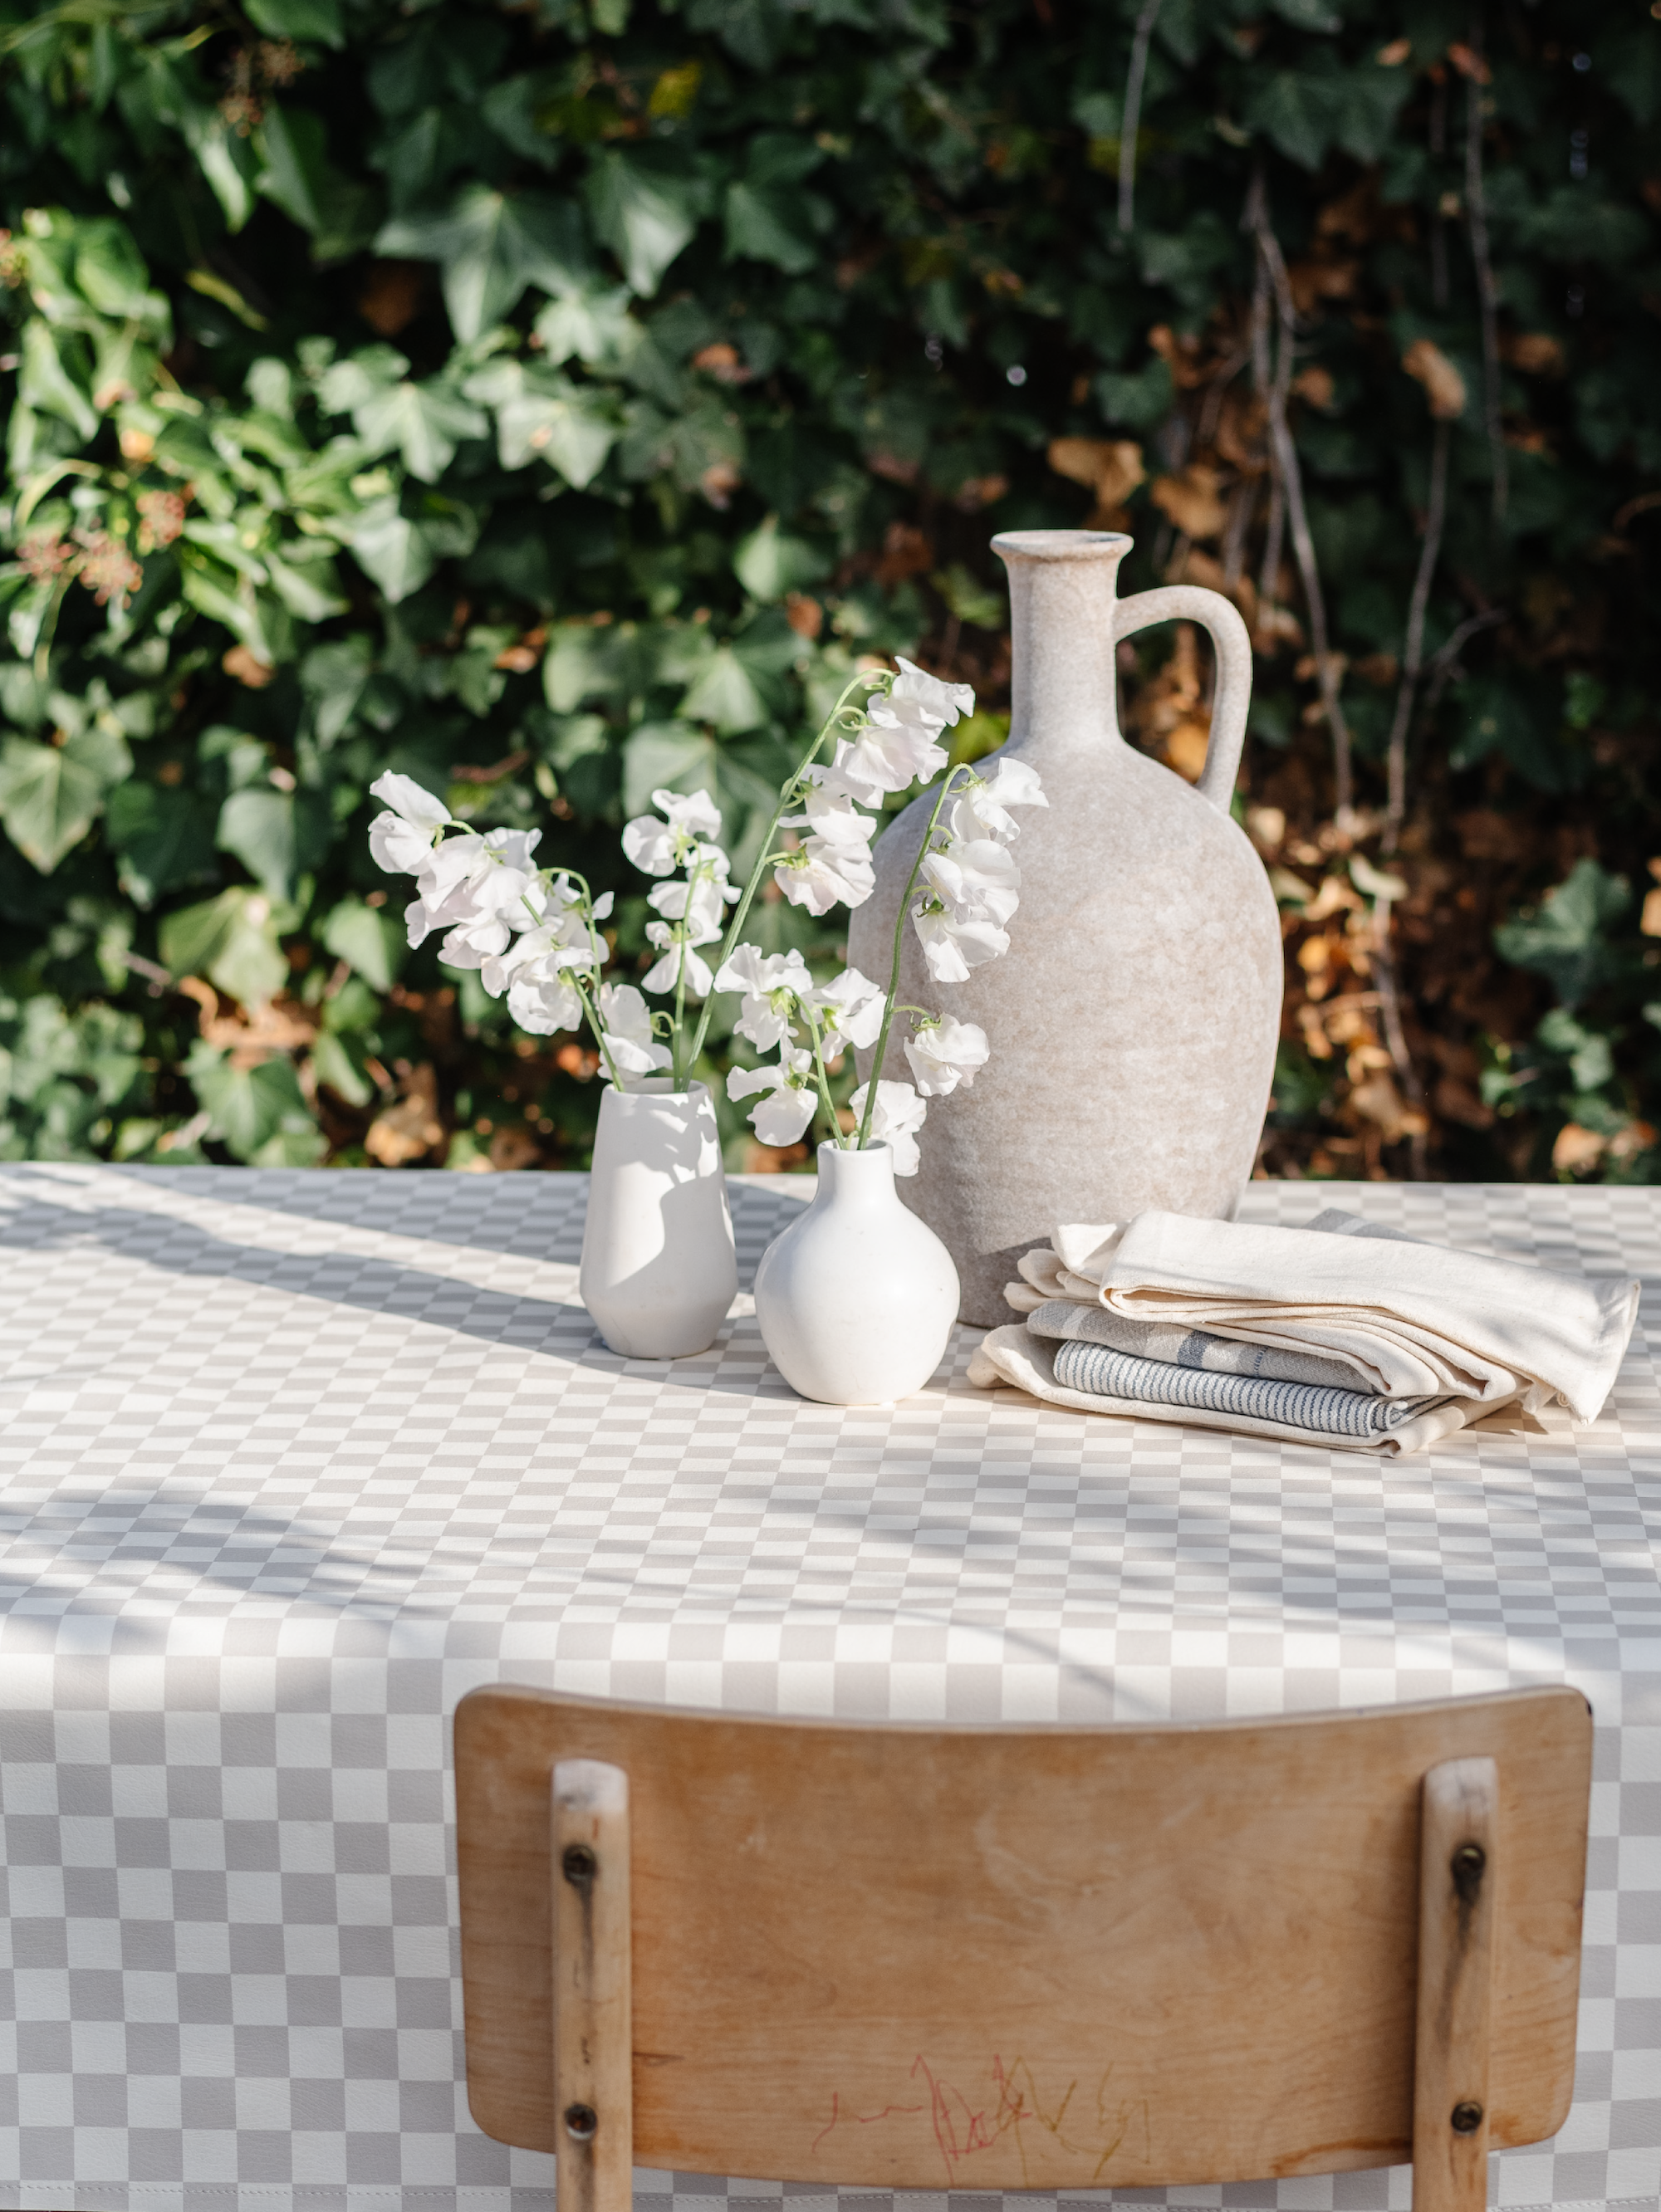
top-left (456, 1685), bottom-right (1590, 2194)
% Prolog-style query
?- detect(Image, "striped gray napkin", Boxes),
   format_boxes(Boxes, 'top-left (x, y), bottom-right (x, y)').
top-left (1026, 1298), bottom-right (1365, 1392)
top-left (1051, 1338), bottom-right (1433, 1441)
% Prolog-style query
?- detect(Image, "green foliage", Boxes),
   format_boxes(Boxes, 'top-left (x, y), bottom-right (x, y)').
top-left (0, 0), bottom-right (1655, 1177)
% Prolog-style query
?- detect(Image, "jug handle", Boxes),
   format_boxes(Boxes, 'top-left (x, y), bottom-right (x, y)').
top-left (1113, 585), bottom-right (1253, 815)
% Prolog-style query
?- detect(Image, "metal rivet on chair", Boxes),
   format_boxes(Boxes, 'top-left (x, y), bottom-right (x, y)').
top-left (564, 2102), bottom-right (599, 2141)
top-left (1450, 2102), bottom-right (1483, 2134)
top-left (562, 1843), bottom-right (597, 1884)
top-left (1451, 1841), bottom-right (1486, 1903)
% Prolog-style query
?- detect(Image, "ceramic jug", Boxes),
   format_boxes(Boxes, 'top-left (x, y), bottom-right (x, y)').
top-left (846, 529), bottom-right (1282, 1326)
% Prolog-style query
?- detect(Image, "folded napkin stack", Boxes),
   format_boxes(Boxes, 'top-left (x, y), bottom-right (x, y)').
top-left (966, 1206), bottom-right (1640, 1455)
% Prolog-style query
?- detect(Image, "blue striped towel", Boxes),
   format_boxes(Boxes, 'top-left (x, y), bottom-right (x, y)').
top-left (1052, 1338), bottom-right (1435, 1439)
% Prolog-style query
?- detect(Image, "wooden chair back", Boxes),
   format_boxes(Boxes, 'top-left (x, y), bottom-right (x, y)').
top-left (455, 1685), bottom-right (1590, 2212)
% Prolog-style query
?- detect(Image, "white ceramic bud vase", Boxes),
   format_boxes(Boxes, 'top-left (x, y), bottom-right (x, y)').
top-left (580, 1080), bottom-right (737, 1358)
top-left (752, 1142), bottom-right (960, 1405)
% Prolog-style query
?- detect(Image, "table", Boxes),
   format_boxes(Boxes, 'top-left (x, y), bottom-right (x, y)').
top-left (0, 1164), bottom-right (1654, 2212)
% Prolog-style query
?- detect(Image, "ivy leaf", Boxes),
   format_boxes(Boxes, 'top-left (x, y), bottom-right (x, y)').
top-left (532, 281), bottom-right (640, 370)
top-left (686, 0), bottom-right (787, 70)
top-left (264, 546), bottom-right (350, 622)
top-left (1604, 22), bottom-right (1661, 123)
top-left (1095, 355), bottom-right (1173, 431)
top-left (1264, 0), bottom-right (1340, 28)
top-left (159, 888), bottom-right (290, 1007)
top-left (1493, 859), bottom-right (1632, 1010)
top-left (724, 133), bottom-right (829, 276)
top-left (352, 377), bottom-right (489, 482)
top-left (18, 321), bottom-right (96, 441)
top-left (585, 150), bottom-right (705, 296)
top-left (462, 360), bottom-right (620, 483)
top-left (244, 0), bottom-right (344, 46)
top-left (257, 105), bottom-right (378, 262)
top-left (348, 490), bottom-right (478, 602)
top-left (733, 515), bottom-right (827, 601)
top-left (1244, 71), bottom-right (1333, 170)
top-left (678, 646), bottom-right (769, 733)
top-left (300, 634), bottom-right (375, 744)
top-left (621, 719), bottom-right (716, 815)
top-left (1521, 189), bottom-right (1648, 269)
top-left (376, 187), bottom-right (590, 342)
top-left (219, 784), bottom-right (333, 903)
top-left (542, 622), bottom-right (622, 712)
top-left (185, 115), bottom-right (260, 232)
top-left (311, 1028), bottom-right (374, 1107)
top-left (321, 896), bottom-right (405, 991)
top-left (71, 217), bottom-right (155, 321)
top-left (0, 726), bottom-right (130, 873)
top-left (317, 342), bottom-right (409, 414)
top-left (1334, 65), bottom-right (1413, 163)
top-left (184, 1038), bottom-right (315, 1158)
top-left (105, 782), bottom-right (218, 907)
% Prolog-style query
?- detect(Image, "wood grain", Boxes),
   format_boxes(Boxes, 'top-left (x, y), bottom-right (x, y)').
top-left (456, 1686), bottom-right (1590, 2192)
top-left (1414, 1758), bottom-right (1499, 2212)
top-left (552, 1760), bottom-right (633, 2212)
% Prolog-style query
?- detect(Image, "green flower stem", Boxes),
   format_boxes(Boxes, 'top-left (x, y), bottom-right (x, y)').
top-left (857, 767), bottom-right (968, 1150)
top-left (576, 977), bottom-right (625, 1089)
top-left (685, 668), bottom-right (879, 1069)
top-left (798, 998), bottom-right (845, 1151)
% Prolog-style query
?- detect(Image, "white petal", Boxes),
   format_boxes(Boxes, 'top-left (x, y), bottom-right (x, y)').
top-left (370, 771), bottom-right (449, 831)
top-left (621, 817), bottom-right (676, 875)
top-left (750, 1084), bottom-right (816, 1147)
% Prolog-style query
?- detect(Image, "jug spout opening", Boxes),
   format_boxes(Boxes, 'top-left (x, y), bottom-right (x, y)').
top-left (991, 529), bottom-right (1132, 561)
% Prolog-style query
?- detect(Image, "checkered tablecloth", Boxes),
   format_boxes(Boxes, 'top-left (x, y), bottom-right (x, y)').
top-left (0, 1164), bottom-right (1655, 2212)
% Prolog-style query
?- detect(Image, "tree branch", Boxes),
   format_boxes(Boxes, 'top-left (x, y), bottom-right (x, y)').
top-left (1245, 169), bottom-right (1355, 818)
top-left (1116, 0), bottom-right (1163, 236)
top-left (1384, 417), bottom-right (1450, 854)
top-left (1464, 19), bottom-right (1507, 525)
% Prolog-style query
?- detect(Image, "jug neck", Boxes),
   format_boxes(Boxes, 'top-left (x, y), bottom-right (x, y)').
top-left (992, 530), bottom-right (1131, 764)
top-left (813, 1140), bottom-right (899, 1211)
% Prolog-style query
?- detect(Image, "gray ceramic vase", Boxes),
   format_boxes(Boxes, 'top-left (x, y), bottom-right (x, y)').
top-left (846, 529), bottom-right (1283, 1326)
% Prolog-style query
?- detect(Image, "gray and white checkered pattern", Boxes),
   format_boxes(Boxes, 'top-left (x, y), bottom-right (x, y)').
top-left (0, 1164), bottom-right (1655, 2212)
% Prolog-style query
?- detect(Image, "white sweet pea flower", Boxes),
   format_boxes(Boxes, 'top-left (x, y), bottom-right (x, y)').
top-left (590, 889), bottom-right (615, 921)
top-left (480, 917), bottom-right (591, 999)
top-left (414, 826), bottom-right (541, 927)
top-left (507, 967), bottom-right (586, 1035)
top-left (911, 903), bottom-right (1011, 982)
top-left (786, 762), bottom-right (881, 844)
top-left (367, 772), bottom-right (450, 874)
top-left (849, 1079), bottom-right (928, 1176)
top-left (641, 922), bottom-right (714, 998)
top-left (728, 1047), bottom-right (817, 1148)
top-left (889, 656), bottom-right (975, 730)
top-left (713, 944), bottom-right (812, 1052)
top-left (599, 982), bottom-right (672, 1078)
top-left (403, 878), bottom-right (479, 951)
top-left (621, 788), bottom-right (725, 875)
top-left (811, 967), bottom-right (886, 1051)
top-left (904, 1013), bottom-right (991, 1097)
top-left (439, 911), bottom-right (515, 967)
top-left (919, 833), bottom-right (1021, 927)
top-left (831, 717), bottom-right (948, 807)
top-left (774, 834), bottom-right (876, 916)
top-left (646, 860), bottom-right (735, 942)
top-left (954, 758), bottom-right (1048, 841)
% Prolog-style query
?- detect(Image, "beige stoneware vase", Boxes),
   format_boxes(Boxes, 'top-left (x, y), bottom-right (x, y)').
top-left (847, 529), bottom-right (1282, 1325)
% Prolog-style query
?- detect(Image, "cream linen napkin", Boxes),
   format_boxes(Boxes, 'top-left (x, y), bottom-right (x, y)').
top-left (967, 1206), bottom-right (1640, 1454)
